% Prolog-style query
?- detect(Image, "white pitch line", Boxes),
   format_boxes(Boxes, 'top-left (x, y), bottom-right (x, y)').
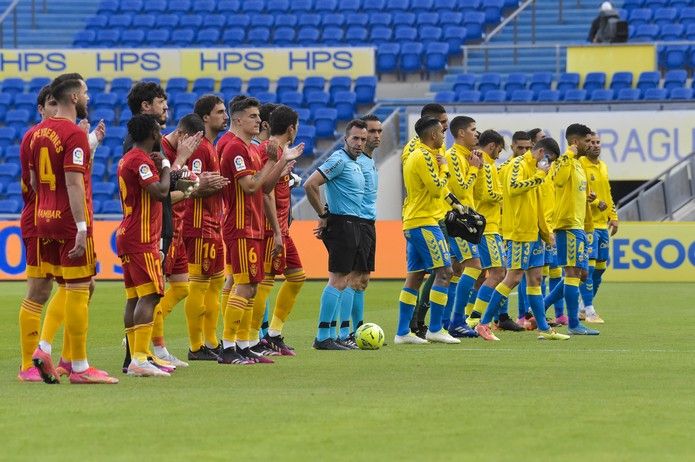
top-left (397, 348), bottom-right (694, 353)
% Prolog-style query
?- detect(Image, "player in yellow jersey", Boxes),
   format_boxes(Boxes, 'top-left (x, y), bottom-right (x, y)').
top-left (577, 132), bottom-right (618, 323)
top-left (471, 130), bottom-right (525, 332)
top-left (476, 138), bottom-right (569, 341)
top-left (546, 123), bottom-right (599, 336)
top-left (396, 117), bottom-right (460, 345)
top-left (439, 116), bottom-right (483, 338)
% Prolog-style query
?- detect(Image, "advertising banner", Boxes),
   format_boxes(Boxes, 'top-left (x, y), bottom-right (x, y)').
top-left (0, 221), bottom-right (692, 282)
top-left (408, 111), bottom-right (695, 180)
top-left (0, 47), bottom-right (375, 81)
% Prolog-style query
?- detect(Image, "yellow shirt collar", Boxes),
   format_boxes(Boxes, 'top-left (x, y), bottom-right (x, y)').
top-left (523, 150), bottom-right (536, 166)
top-left (482, 150), bottom-right (494, 164)
top-left (453, 143), bottom-right (473, 157)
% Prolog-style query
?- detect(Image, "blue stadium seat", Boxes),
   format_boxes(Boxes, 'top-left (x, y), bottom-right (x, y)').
top-left (203, 15), bottom-right (226, 28)
top-left (97, 0), bottom-right (119, 14)
top-left (0, 163), bottom-right (20, 181)
top-left (323, 13), bottom-right (346, 27)
top-left (94, 93), bottom-right (118, 111)
top-left (155, 14), bottom-right (179, 29)
top-left (295, 108), bottom-right (311, 124)
top-left (395, 26), bottom-right (418, 42)
top-left (251, 14), bottom-right (274, 28)
top-left (413, 0), bottom-right (435, 14)
top-left (94, 146), bottom-right (110, 162)
top-left (73, 30), bottom-right (95, 47)
top-left (329, 76), bottom-right (352, 100)
top-left (220, 77), bottom-right (242, 95)
top-left (610, 72), bottom-right (633, 91)
top-left (90, 109), bottom-right (115, 125)
top-left (121, 29), bottom-right (145, 47)
top-left (536, 90), bottom-right (560, 102)
top-left (169, 29), bottom-right (193, 47)
top-left (169, 0), bottom-right (192, 13)
top-left (346, 13), bottom-right (369, 27)
top-left (268, 0), bottom-right (290, 10)
top-left (434, 91), bottom-right (456, 103)
top-left (334, 91), bottom-right (357, 120)
top-left (166, 77), bottom-right (189, 94)
top-left (443, 26), bottom-right (467, 55)
top-left (364, 0), bottom-right (387, 13)
top-left (297, 27), bottom-right (320, 45)
top-left (510, 89), bottom-right (534, 102)
top-left (111, 77), bottom-right (132, 94)
top-left (617, 88), bottom-right (642, 101)
top-left (685, 23), bottom-right (695, 40)
top-left (95, 30), bottom-right (120, 47)
top-left (218, 0), bottom-right (241, 13)
top-left (120, 0), bottom-right (143, 13)
top-left (440, 12), bottom-right (463, 27)
top-left (643, 88), bottom-right (668, 100)
top-left (644, 0), bottom-right (667, 6)
top-left (459, 0), bottom-right (482, 8)
top-left (393, 12), bottom-right (416, 27)
top-left (195, 0), bottom-right (217, 13)
top-left (453, 73), bottom-right (476, 92)
top-left (322, 27), bottom-right (345, 45)
top-left (295, 125), bottom-right (316, 156)
top-left (275, 14), bottom-right (298, 27)
top-left (85, 15), bottom-right (108, 29)
top-left (93, 182), bottom-right (117, 202)
top-left (223, 28), bottom-right (246, 45)
top-left (370, 26), bottom-right (393, 43)
top-left (5, 110), bottom-right (29, 132)
top-left (483, 89), bottom-right (507, 102)
top-left (529, 72), bottom-right (552, 94)
top-left (0, 199), bottom-right (20, 214)
top-left (107, 162), bottom-right (120, 179)
top-left (314, 108), bottom-right (338, 138)
top-left (590, 89), bottom-right (614, 101)
top-left (5, 181), bottom-right (21, 195)
top-left (376, 43), bottom-right (400, 73)
top-left (315, 0), bottom-right (338, 12)
top-left (290, 0), bottom-right (313, 13)
top-left (660, 24), bottom-right (684, 41)
top-left (417, 12), bottom-right (440, 27)
top-left (91, 163), bottom-right (106, 181)
top-left (628, 8), bottom-right (652, 26)
top-left (346, 26), bottom-right (368, 45)
top-left (180, 15), bottom-right (203, 29)
top-left (671, 0), bottom-right (689, 8)
top-left (306, 91), bottom-right (330, 116)
top-left (654, 7), bottom-right (678, 25)
top-left (193, 78), bottom-right (215, 94)
top-left (226, 14), bottom-right (250, 29)
top-left (247, 27), bottom-right (271, 46)
top-left (354, 76), bottom-right (377, 103)
top-left (563, 89), bottom-right (587, 102)
top-left (4, 146), bottom-right (19, 163)
top-left (92, 200), bottom-right (102, 214)
top-left (463, 11), bottom-right (485, 39)
top-left (277, 76), bottom-right (300, 99)
top-left (664, 69), bottom-right (687, 89)
top-left (681, 7), bottom-right (695, 26)
top-left (583, 72), bottom-right (606, 92)
top-left (669, 87), bottom-right (693, 99)
top-left (482, 0), bottom-right (503, 25)
top-left (84, 78), bottom-right (105, 95)
top-left (387, 0), bottom-right (410, 14)
top-left (425, 42), bottom-right (449, 72)
top-left (633, 24), bottom-right (659, 41)
top-left (503, 73), bottom-right (527, 93)
top-left (118, 109), bottom-right (132, 125)
top-left (556, 72), bottom-right (580, 94)
top-left (104, 126), bottom-right (127, 149)
top-left (457, 90), bottom-right (481, 102)
top-left (254, 92), bottom-right (277, 104)
top-left (660, 44), bottom-right (688, 69)
top-left (101, 200), bottom-right (122, 214)
top-left (248, 77), bottom-right (270, 94)
top-left (175, 93), bottom-right (197, 107)
top-left (174, 107), bottom-right (193, 121)
top-left (636, 71), bottom-right (660, 91)
top-left (146, 29), bottom-right (169, 47)
top-left (303, 77), bottom-right (326, 97)
top-left (370, 12), bottom-right (393, 27)
top-left (14, 93), bottom-right (37, 114)
top-left (622, 0), bottom-right (643, 9)
top-left (146, 0), bottom-right (166, 13)
top-left (435, 0), bottom-right (457, 10)
top-left (400, 42), bottom-right (423, 73)
top-left (108, 14), bottom-right (132, 29)
top-left (478, 73), bottom-right (502, 93)
top-left (111, 146), bottom-right (124, 161)
top-left (419, 26), bottom-right (443, 45)
top-left (197, 28), bottom-right (222, 47)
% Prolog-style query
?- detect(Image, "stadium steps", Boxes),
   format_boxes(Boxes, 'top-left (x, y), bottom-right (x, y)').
top-left (1, 0), bottom-right (98, 48)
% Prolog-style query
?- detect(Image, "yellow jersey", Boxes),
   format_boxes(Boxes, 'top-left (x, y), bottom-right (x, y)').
top-left (579, 156), bottom-right (617, 229)
top-left (550, 149), bottom-right (592, 231)
top-left (402, 144), bottom-right (450, 230)
top-left (504, 151), bottom-right (551, 243)
top-left (497, 156), bottom-right (515, 239)
top-left (540, 175), bottom-right (556, 233)
top-left (403, 135), bottom-right (448, 220)
top-left (445, 143), bottom-right (479, 207)
top-left (473, 151), bottom-right (503, 234)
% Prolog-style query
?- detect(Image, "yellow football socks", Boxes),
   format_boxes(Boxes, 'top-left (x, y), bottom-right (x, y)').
top-left (184, 278), bottom-right (209, 351)
top-left (132, 322), bottom-right (154, 362)
top-left (203, 275), bottom-right (224, 348)
top-left (269, 270), bottom-right (305, 333)
top-left (249, 277), bottom-right (274, 341)
top-left (222, 292), bottom-right (248, 344)
top-left (65, 286), bottom-right (90, 362)
top-left (19, 298), bottom-right (42, 370)
top-left (39, 285), bottom-right (67, 344)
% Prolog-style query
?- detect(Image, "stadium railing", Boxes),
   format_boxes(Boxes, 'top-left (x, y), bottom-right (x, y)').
top-left (618, 151), bottom-right (695, 221)
top-left (0, 0), bottom-right (21, 48)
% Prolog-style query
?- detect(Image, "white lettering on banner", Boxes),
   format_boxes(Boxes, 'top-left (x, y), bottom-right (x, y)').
top-left (408, 111), bottom-right (695, 180)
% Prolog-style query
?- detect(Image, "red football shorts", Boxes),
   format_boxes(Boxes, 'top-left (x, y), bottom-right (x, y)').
top-left (40, 236), bottom-right (96, 283)
top-left (165, 239), bottom-right (188, 277)
top-left (263, 234), bottom-right (303, 276)
top-left (185, 236), bottom-right (224, 277)
top-left (225, 237), bottom-right (264, 284)
top-left (121, 251), bottom-right (165, 299)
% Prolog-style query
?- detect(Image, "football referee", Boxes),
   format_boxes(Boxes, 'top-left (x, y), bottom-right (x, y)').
top-left (304, 119), bottom-right (370, 350)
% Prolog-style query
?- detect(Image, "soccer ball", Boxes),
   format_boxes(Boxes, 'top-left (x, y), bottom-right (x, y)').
top-left (355, 323), bottom-right (385, 350)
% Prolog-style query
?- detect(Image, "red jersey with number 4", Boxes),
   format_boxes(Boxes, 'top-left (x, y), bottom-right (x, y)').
top-left (19, 125), bottom-right (39, 238)
top-left (218, 132), bottom-right (264, 240)
top-left (161, 136), bottom-right (187, 242)
top-left (29, 117), bottom-right (93, 239)
top-left (116, 147), bottom-right (162, 255)
top-left (259, 140), bottom-right (291, 237)
top-left (183, 137), bottom-right (224, 238)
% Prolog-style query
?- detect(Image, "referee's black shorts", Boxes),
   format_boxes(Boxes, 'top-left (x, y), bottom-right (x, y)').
top-left (322, 214), bottom-right (374, 274)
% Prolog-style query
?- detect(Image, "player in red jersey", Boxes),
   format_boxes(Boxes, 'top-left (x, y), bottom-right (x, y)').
top-left (118, 114), bottom-right (172, 377)
top-left (29, 73), bottom-right (117, 384)
top-left (217, 96), bottom-right (303, 365)
top-left (177, 95), bottom-right (230, 360)
top-left (251, 105), bottom-right (306, 356)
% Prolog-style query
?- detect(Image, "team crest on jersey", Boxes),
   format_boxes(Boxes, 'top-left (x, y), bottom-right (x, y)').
top-left (234, 155), bottom-right (246, 171)
top-left (191, 159), bottom-right (203, 174)
top-left (250, 262), bottom-right (258, 277)
top-left (72, 148), bottom-right (84, 165)
top-left (139, 164), bottom-right (153, 180)
top-left (591, 174), bottom-right (595, 181)
top-left (202, 258), bottom-right (211, 272)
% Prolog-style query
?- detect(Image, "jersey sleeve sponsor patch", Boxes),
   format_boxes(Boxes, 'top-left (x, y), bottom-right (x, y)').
top-left (72, 147), bottom-right (84, 166)
top-left (234, 155), bottom-right (247, 172)
top-left (139, 163), bottom-right (153, 180)
top-left (191, 158), bottom-right (203, 174)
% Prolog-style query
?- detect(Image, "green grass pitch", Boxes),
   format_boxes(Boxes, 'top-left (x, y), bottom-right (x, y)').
top-left (1, 281), bottom-right (693, 461)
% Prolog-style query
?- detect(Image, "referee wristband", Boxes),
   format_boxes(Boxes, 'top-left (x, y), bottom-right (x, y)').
top-left (161, 159), bottom-right (171, 169)
top-left (76, 221), bottom-right (87, 232)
